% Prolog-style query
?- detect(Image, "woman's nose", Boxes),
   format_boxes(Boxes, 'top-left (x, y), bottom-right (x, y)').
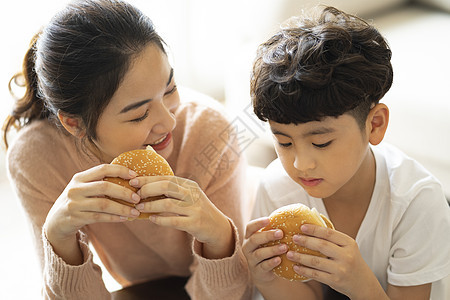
top-left (151, 99), bottom-right (177, 134)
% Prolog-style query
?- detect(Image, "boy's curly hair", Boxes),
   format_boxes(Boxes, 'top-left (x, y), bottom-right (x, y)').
top-left (250, 6), bottom-right (393, 128)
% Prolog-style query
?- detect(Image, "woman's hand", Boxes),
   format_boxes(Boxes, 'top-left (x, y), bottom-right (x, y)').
top-left (242, 217), bottom-right (288, 285)
top-left (43, 164), bottom-right (142, 264)
top-left (287, 224), bottom-right (386, 299)
top-left (131, 176), bottom-right (235, 259)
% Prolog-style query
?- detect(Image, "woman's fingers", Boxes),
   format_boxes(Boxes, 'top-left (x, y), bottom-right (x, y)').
top-left (136, 197), bottom-right (189, 216)
top-left (75, 164), bottom-right (137, 182)
top-left (128, 175), bottom-right (175, 188)
top-left (76, 180), bottom-right (140, 205)
top-left (132, 176), bottom-right (200, 202)
top-left (78, 197), bottom-right (141, 220)
top-left (146, 213), bottom-right (187, 229)
top-left (136, 181), bottom-right (192, 201)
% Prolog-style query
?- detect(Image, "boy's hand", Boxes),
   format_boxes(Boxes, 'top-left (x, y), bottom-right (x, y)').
top-left (242, 217), bottom-right (288, 285)
top-left (287, 224), bottom-right (380, 299)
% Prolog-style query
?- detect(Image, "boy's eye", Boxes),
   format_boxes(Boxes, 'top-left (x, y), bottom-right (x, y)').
top-left (130, 109), bottom-right (149, 123)
top-left (277, 142), bottom-right (292, 148)
top-left (312, 141), bottom-right (332, 148)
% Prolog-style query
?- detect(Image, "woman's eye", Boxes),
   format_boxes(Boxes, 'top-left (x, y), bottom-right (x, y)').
top-left (130, 110), bottom-right (149, 123)
top-left (165, 85), bottom-right (177, 96)
top-left (312, 141), bottom-right (332, 148)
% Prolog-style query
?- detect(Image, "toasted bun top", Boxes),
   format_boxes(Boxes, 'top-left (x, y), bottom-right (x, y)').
top-left (111, 146), bottom-right (174, 176)
top-left (267, 203), bottom-right (331, 230)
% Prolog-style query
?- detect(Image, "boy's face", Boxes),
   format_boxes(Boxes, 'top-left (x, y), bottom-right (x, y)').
top-left (269, 114), bottom-right (372, 200)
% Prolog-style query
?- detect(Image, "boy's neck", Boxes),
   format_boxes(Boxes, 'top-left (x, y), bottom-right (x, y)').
top-left (323, 147), bottom-right (376, 207)
top-left (322, 147), bottom-right (376, 239)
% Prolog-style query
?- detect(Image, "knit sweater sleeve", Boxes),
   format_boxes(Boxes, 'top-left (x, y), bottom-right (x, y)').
top-left (176, 104), bottom-right (253, 299)
top-left (6, 122), bottom-right (110, 299)
top-left (41, 231), bottom-right (110, 299)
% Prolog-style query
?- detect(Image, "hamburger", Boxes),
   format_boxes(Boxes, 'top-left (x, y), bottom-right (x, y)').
top-left (104, 146), bottom-right (174, 220)
top-left (261, 203), bottom-right (334, 281)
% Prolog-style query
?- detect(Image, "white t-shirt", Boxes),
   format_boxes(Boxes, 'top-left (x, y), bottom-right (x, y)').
top-left (253, 143), bottom-right (450, 299)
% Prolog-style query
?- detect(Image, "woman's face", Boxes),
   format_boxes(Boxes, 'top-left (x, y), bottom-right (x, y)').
top-left (94, 44), bottom-right (179, 162)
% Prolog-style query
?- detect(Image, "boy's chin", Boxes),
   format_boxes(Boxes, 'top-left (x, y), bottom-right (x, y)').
top-left (295, 182), bottom-right (334, 199)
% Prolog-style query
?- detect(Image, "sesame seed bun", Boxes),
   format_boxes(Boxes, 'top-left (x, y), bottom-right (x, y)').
top-left (261, 203), bottom-right (334, 281)
top-left (104, 146), bottom-right (174, 220)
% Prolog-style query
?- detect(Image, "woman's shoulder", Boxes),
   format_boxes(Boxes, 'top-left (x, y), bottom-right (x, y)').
top-left (8, 120), bottom-right (61, 158)
top-left (175, 87), bottom-right (236, 148)
top-left (171, 88), bottom-right (244, 184)
top-left (7, 120), bottom-right (78, 180)
top-left (176, 86), bottom-right (230, 124)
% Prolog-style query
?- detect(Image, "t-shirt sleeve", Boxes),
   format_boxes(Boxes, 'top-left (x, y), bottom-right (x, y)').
top-left (387, 183), bottom-right (450, 286)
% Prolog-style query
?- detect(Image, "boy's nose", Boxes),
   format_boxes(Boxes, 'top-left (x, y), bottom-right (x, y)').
top-left (293, 152), bottom-right (316, 172)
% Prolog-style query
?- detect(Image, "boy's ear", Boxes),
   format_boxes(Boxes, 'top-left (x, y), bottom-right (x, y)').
top-left (366, 103), bottom-right (389, 145)
top-left (57, 111), bottom-right (86, 138)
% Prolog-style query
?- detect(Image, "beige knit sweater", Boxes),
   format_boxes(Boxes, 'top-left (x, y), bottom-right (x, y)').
top-left (7, 98), bottom-right (252, 299)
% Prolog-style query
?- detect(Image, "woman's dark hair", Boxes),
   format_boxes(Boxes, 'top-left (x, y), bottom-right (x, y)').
top-left (251, 6), bottom-right (393, 129)
top-left (3, 0), bottom-right (166, 148)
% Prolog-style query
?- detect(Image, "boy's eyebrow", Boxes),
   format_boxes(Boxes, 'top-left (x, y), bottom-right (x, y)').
top-left (302, 127), bottom-right (335, 137)
top-left (270, 128), bottom-right (292, 138)
top-left (119, 68), bottom-right (174, 114)
top-left (270, 126), bottom-right (335, 138)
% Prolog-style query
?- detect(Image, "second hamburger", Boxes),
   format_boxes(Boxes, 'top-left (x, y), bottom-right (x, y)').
top-left (261, 203), bottom-right (334, 281)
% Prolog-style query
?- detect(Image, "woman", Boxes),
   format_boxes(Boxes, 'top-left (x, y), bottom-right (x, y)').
top-left (3, 0), bottom-right (251, 299)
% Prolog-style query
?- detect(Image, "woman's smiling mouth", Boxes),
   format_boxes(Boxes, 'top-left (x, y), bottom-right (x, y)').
top-left (147, 132), bottom-right (172, 151)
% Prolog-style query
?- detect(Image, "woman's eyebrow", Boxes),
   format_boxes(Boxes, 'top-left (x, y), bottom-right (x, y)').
top-left (166, 68), bottom-right (174, 86)
top-left (119, 68), bottom-right (174, 115)
top-left (119, 99), bottom-right (151, 114)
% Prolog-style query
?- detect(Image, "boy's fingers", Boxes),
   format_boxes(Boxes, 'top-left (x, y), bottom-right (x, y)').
top-left (258, 256), bottom-right (282, 272)
top-left (243, 229), bottom-right (285, 257)
top-left (245, 217), bottom-right (270, 239)
top-left (301, 224), bottom-right (348, 246)
top-left (252, 229), bottom-right (284, 245)
top-left (256, 243), bottom-right (288, 263)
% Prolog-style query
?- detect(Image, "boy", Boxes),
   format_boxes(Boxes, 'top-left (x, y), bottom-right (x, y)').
top-left (243, 6), bottom-right (450, 300)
